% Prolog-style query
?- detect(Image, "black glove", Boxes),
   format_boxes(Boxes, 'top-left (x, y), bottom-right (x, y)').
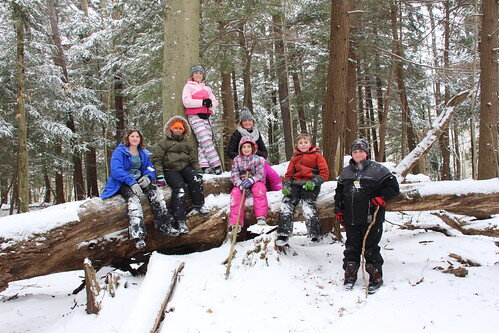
top-left (197, 113), bottom-right (210, 120)
top-left (202, 98), bottom-right (212, 108)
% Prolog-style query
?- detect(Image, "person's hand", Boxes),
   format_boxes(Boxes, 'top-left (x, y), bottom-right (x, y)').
top-left (240, 178), bottom-right (254, 189)
top-left (371, 197), bottom-right (386, 207)
top-left (335, 212), bottom-right (344, 226)
top-left (137, 175), bottom-right (150, 188)
top-left (156, 175), bottom-right (166, 186)
top-left (131, 183), bottom-right (143, 196)
top-left (303, 181), bottom-right (315, 191)
top-left (282, 186), bottom-right (291, 196)
top-left (202, 98), bottom-right (213, 108)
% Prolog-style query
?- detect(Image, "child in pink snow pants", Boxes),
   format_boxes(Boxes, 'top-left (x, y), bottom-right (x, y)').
top-left (229, 136), bottom-right (268, 227)
top-left (182, 65), bottom-right (222, 175)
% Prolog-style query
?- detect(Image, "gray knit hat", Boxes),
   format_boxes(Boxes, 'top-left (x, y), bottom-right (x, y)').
top-left (239, 107), bottom-right (256, 124)
top-left (350, 137), bottom-right (370, 155)
top-left (190, 65), bottom-right (206, 77)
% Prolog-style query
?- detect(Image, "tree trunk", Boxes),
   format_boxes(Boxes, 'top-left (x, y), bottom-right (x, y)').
top-left (85, 147), bottom-right (99, 198)
top-left (163, 0), bottom-right (201, 122)
top-left (365, 83), bottom-right (378, 159)
top-left (292, 73), bottom-right (307, 134)
top-left (55, 143), bottom-right (65, 204)
top-left (113, 76), bottom-right (125, 142)
top-left (390, 1), bottom-right (419, 172)
top-left (237, 21), bottom-right (253, 112)
top-left (477, 0), bottom-right (498, 179)
top-left (1, 174), bottom-right (497, 292)
top-left (14, 3), bottom-right (29, 213)
top-left (323, 0), bottom-right (349, 179)
top-left (43, 172), bottom-right (51, 203)
top-left (231, 71), bottom-right (240, 114)
top-left (272, 13), bottom-right (293, 160)
top-left (376, 73), bottom-right (391, 162)
top-left (345, 49), bottom-right (358, 154)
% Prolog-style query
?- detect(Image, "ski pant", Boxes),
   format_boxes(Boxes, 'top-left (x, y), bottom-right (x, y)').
top-left (119, 183), bottom-right (172, 240)
top-left (187, 114), bottom-right (221, 169)
top-left (343, 221), bottom-right (384, 272)
top-left (165, 165), bottom-right (205, 223)
top-left (277, 184), bottom-right (322, 238)
top-left (264, 161), bottom-right (283, 191)
top-left (229, 182), bottom-right (268, 226)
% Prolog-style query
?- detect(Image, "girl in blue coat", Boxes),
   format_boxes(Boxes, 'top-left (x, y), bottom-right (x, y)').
top-left (101, 129), bottom-right (178, 249)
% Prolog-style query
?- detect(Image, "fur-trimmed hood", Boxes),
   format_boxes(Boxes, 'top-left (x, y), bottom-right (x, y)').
top-left (238, 136), bottom-right (258, 155)
top-left (164, 115), bottom-right (191, 139)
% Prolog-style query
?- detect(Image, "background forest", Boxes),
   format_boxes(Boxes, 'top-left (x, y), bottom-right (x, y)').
top-left (0, 0), bottom-right (497, 213)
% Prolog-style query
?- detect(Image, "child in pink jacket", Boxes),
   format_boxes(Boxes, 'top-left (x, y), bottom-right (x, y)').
top-left (229, 136), bottom-right (268, 229)
top-left (182, 65), bottom-right (222, 175)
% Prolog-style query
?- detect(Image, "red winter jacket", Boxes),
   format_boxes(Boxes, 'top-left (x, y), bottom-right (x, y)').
top-left (284, 146), bottom-right (329, 184)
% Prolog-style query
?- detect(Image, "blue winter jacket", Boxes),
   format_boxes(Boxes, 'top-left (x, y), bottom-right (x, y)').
top-left (100, 143), bottom-right (156, 199)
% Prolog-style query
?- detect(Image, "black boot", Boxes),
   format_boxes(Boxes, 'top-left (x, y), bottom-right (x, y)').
top-left (365, 264), bottom-right (383, 293)
top-left (177, 220), bottom-right (190, 234)
top-left (154, 215), bottom-right (179, 237)
top-left (213, 166), bottom-right (222, 175)
top-left (343, 261), bottom-right (359, 289)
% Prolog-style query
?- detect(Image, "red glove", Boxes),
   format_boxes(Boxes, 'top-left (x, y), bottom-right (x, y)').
top-left (371, 197), bottom-right (386, 207)
top-left (335, 212), bottom-right (344, 226)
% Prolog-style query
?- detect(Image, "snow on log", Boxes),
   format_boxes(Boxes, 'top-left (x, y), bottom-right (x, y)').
top-left (0, 176), bottom-right (498, 292)
top-left (394, 90), bottom-right (471, 180)
top-left (121, 254), bottom-right (184, 333)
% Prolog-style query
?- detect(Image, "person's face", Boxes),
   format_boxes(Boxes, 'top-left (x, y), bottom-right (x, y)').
top-left (297, 139), bottom-right (312, 153)
top-left (192, 71), bottom-right (204, 82)
top-left (241, 143), bottom-right (253, 156)
top-left (352, 149), bottom-right (368, 164)
top-left (128, 131), bottom-right (141, 147)
top-left (171, 126), bottom-right (184, 136)
top-left (241, 119), bottom-right (254, 130)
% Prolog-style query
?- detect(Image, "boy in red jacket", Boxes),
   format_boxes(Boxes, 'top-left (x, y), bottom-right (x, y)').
top-left (276, 134), bottom-right (329, 246)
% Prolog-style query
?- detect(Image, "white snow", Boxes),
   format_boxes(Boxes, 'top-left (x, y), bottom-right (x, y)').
top-left (0, 179), bottom-right (498, 332)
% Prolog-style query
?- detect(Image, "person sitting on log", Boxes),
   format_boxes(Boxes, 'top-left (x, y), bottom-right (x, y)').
top-left (100, 129), bottom-right (179, 249)
top-left (226, 106), bottom-right (283, 191)
top-left (275, 133), bottom-right (329, 247)
top-left (229, 136), bottom-right (269, 232)
top-left (182, 65), bottom-right (222, 175)
top-left (150, 116), bottom-right (208, 235)
top-left (334, 137), bottom-right (400, 293)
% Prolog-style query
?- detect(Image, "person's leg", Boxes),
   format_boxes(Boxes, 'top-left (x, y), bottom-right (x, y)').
top-left (343, 223), bottom-right (362, 286)
top-left (188, 115), bottom-right (210, 169)
top-left (364, 221), bottom-right (384, 291)
top-left (264, 161), bottom-right (283, 191)
top-left (276, 185), bottom-right (300, 240)
top-left (118, 184), bottom-right (146, 247)
top-left (301, 186), bottom-right (322, 240)
top-left (143, 183), bottom-right (178, 236)
top-left (251, 182), bottom-right (268, 220)
top-left (165, 171), bottom-right (188, 231)
top-left (181, 165), bottom-right (205, 208)
top-left (229, 187), bottom-right (245, 226)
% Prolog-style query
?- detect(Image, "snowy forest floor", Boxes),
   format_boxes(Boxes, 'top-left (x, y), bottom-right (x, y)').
top-left (0, 211), bottom-right (498, 333)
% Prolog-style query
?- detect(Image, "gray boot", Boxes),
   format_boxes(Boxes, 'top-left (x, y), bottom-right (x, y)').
top-left (177, 220), bottom-right (189, 234)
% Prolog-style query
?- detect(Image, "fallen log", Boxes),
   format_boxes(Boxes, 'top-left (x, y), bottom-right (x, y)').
top-left (0, 177), bottom-right (497, 292)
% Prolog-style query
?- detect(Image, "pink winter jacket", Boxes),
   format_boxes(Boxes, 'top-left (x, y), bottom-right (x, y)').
top-left (182, 79), bottom-right (218, 116)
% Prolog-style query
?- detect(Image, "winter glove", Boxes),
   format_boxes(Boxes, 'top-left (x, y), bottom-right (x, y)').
top-left (202, 98), bottom-right (213, 108)
top-left (131, 183), bottom-right (143, 196)
top-left (240, 178), bottom-right (255, 189)
top-left (156, 175), bottom-right (166, 186)
top-left (137, 175), bottom-right (151, 188)
top-left (371, 196), bottom-right (387, 207)
top-left (282, 186), bottom-right (291, 196)
top-left (244, 189), bottom-right (253, 198)
top-left (303, 181), bottom-right (316, 191)
top-left (335, 212), bottom-right (344, 226)
top-left (197, 113), bottom-right (210, 120)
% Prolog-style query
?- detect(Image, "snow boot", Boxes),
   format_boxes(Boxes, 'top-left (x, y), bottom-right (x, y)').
top-left (214, 166), bottom-right (222, 175)
top-left (275, 235), bottom-right (289, 247)
top-left (256, 217), bottom-right (267, 226)
top-left (177, 220), bottom-right (190, 234)
top-left (343, 261), bottom-right (359, 290)
top-left (194, 205), bottom-right (209, 216)
top-left (135, 238), bottom-right (146, 249)
top-left (366, 263), bottom-right (383, 293)
top-left (155, 215), bottom-right (180, 237)
top-left (202, 167), bottom-right (214, 174)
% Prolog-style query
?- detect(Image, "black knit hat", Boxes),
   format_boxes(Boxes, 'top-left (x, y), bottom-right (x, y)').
top-left (239, 107), bottom-right (256, 124)
top-left (350, 137), bottom-right (370, 155)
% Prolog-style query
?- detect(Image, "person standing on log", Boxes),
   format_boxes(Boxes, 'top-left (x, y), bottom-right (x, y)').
top-left (150, 116), bottom-right (208, 234)
top-left (275, 133), bottom-right (329, 246)
top-left (226, 107), bottom-right (283, 191)
top-left (334, 137), bottom-right (400, 292)
top-left (229, 136), bottom-right (269, 231)
top-left (100, 129), bottom-right (179, 249)
top-left (182, 65), bottom-right (222, 175)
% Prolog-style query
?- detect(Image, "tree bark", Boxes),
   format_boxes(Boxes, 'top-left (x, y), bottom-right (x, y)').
top-left (85, 147), bottom-right (99, 197)
top-left (237, 21), bottom-right (254, 112)
top-left (55, 143), bottom-right (65, 204)
top-left (272, 13), bottom-right (294, 160)
top-left (43, 172), bottom-right (51, 203)
top-left (13, 3), bottom-right (29, 213)
top-left (163, 0), bottom-right (201, 122)
top-left (231, 71), bottom-right (240, 114)
top-left (345, 50), bottom-right (358, 154)
top-left (292, 73), bottom-right (307, 134)
top-left (323, 0), bottom-right (350, 179)
top-left (1, 174), bottom-right (497, 292)
top-left (477, 0), bottom-right (498, 179)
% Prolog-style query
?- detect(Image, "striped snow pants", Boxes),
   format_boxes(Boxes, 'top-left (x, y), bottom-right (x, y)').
top-left (187, 114), bottom-right (221, 169)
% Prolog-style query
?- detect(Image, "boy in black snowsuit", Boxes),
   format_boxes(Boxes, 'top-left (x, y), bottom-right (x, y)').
top-left (334, 138), bottom-right (399, 292)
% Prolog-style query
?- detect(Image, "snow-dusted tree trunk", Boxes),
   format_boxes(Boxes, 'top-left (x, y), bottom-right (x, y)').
top-left (394, 90), bottom-right (471, 180)
top-left (163, 0), bottom-right (200, 123)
